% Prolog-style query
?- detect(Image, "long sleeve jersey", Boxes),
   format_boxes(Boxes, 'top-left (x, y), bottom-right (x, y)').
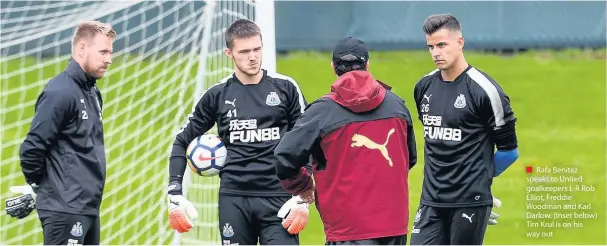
top-left (169, 70), bottom-right (309, 197)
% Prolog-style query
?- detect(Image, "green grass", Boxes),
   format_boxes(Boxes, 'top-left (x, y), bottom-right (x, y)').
top-left (1, 49), bottom-right (606, 245)
top-left (283, 49), bottom-right (607, 245)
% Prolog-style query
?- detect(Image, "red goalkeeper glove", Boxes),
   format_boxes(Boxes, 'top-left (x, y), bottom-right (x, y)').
top-left (277, 195), bottom-right (310, 234)
top-left (167, 194), bottom-right (198, 233)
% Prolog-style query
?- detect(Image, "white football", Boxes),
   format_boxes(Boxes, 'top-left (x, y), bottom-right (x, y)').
top-left (186, 134), bottom-right (227, 177)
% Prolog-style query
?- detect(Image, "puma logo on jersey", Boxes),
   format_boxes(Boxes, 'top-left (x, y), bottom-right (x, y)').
top-left (423, 94), bottom-right (432, 103)
top-left (225, 99), bottom-right (236, 107)
top-left (462, 213), bottom-right (474, 223)
top-left (351, 128), bottom-right (395, 166)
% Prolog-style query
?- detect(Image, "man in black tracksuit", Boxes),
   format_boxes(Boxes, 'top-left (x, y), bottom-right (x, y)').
top-left (5, 21), bottom-right (115, 245)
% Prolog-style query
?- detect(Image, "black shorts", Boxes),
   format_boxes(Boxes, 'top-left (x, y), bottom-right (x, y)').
top-left (37, 209), bottom-right (100, 245)
top-left (218, 195), bottom-right (298, 245)
top-left (326, 235), bottom-right (407, 245)
top-left (409, 204), bottom-right (491, 245)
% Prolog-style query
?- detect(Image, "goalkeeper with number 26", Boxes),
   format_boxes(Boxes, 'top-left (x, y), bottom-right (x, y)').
top-left (5, 21), bottom-right (116, 245)
top-left (167, 19), bottom-right (311, 245)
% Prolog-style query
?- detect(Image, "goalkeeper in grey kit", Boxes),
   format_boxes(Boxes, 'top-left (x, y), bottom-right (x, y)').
top-left (5, 21), bottom-right (115, 245)
top-left (167, 19), bottom-right (311, 245)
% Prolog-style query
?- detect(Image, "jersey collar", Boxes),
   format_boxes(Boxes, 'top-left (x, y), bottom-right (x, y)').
top-left (439, 65), bottom-right (473, 83)
top-left (66, 58), bottom-right (97, 89)
top-left (231, 69), bottom-right (267, 85)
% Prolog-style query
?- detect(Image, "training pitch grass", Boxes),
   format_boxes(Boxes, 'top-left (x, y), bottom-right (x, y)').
top-left (1, 49), bottom-right (605, 245)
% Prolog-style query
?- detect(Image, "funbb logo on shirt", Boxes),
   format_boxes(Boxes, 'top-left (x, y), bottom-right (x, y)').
top-left (422, 115), bottom-right (462, 142)
top-left (228, 119), bottom-right (280, 143)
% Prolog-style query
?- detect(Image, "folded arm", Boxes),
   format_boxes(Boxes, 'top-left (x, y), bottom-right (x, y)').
top-left (20, 89), bottom-right (73, 186)
top-left (477, 80), bottom-right (519, 177)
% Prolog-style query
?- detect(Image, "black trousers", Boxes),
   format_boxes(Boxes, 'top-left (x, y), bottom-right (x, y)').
top-left (326, 235), bottom-right (407, 245)
top-left (409, 204), bottom-right (491, 245)
top-left (37, 209), bottom-right (100, 245)
top-left (218, 195), bottom-right (299, 245)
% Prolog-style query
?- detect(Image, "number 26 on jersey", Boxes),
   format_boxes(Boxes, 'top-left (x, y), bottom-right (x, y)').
top-left (420, 103), bottom-right (429, 113)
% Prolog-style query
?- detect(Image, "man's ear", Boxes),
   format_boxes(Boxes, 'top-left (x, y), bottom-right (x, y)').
top-left (224, 48), bottom-right (232, 59)
top-left (459, 36), bottom-right (465, 50)
top-left (78, 42), bottom-right (86, 58)
top-left (365, 60), bottom-right (370, 69)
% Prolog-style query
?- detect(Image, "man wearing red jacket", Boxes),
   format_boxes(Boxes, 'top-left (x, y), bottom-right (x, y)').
top-left (274, 37), bottom-right (417, 245)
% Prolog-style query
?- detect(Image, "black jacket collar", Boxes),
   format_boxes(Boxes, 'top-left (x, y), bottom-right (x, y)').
top-left (66, 59), bottom-right (96, 89)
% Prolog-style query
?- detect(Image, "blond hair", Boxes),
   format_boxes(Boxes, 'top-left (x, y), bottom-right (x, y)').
top-left (72, 21), bottom-right (117, 50)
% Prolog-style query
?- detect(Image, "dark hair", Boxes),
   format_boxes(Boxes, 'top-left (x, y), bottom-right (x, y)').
top-left (334, 60), bottom-right (367, 76)
top-left (423, 13), bottom-right (461, 35)
top-left (225, 19), bottom-right (262, 49)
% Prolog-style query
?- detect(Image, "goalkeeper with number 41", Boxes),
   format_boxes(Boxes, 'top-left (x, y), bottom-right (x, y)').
top-left (5, 21), bottom-right (115, 245)
top-left (167, 19), bottom-right (311, 245)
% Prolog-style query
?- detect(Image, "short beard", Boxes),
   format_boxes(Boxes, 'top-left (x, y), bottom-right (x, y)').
top-left (86, 66), bottom-right (102, 79)
top-left (82, 61), bottom-right (94, 78)
top-left (84, 60), bottom-right (106, 79)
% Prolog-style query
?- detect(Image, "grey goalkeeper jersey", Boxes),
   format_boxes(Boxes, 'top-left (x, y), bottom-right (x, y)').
top-left (413, 65), bottom-right (517, 207)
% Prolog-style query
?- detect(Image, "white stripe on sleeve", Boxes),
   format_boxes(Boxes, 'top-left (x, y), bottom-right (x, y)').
top-left (467, 68), bottom-right (505, 127)
top-left (424, 69), bottom-right (439, 77)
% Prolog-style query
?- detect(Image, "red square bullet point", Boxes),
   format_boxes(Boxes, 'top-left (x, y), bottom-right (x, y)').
top-left (526, 166), bottom-right (533, 173)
